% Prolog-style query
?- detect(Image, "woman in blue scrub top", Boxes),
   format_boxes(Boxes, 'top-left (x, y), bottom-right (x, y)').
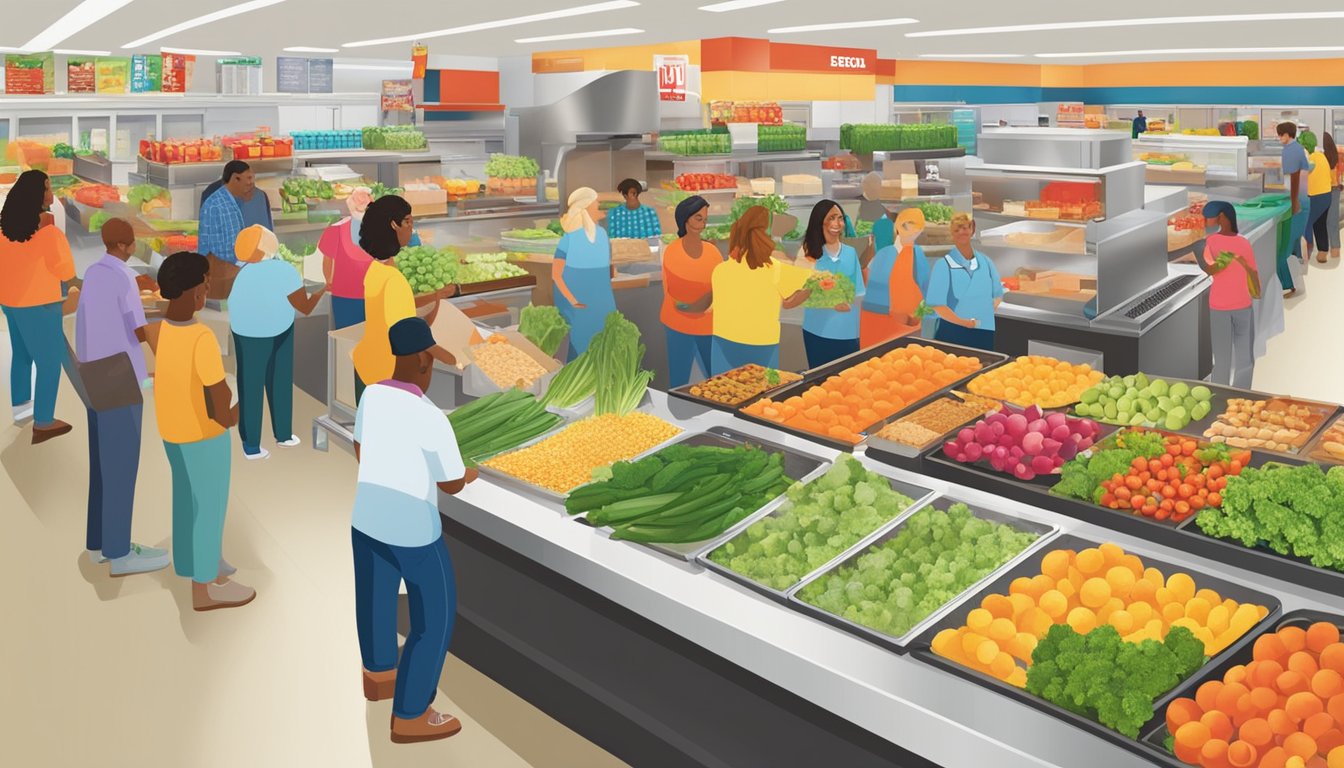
top-left (798, 200), bottom-right (865, 368)
top-left (926, 212), bottom-right (1004, 352)
top-left (553, 187), bottom-right (617, 359)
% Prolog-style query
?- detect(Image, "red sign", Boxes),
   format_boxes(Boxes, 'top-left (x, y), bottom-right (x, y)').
top-left (67, 59), bottom-right (96, 93)
top-left (655, 54), bottom-right (688, 102)
top-left (162, 53), bottom-right (189, 93)
top-left (769, 42), bottom-right (876, 75)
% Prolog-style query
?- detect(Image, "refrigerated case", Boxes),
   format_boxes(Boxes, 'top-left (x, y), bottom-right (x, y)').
top-left (1131, 134), bottom-right (1252, 185)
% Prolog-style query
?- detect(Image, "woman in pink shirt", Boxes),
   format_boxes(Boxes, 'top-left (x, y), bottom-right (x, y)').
top-left (321, 187), bottom-right (426, 331)
top-left (1199, 201), bottom-right (1260, 389)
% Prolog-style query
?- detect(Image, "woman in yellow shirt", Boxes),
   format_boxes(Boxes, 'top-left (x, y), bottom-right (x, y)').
top-left (351, 196), bottom-right (454, 403)
top-left (709, 205), bottom-right (811, 374)
top-left (1307, 133), bottom-right (1337, 263)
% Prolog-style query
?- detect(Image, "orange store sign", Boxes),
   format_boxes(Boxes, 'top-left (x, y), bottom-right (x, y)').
top-left (770, 42), bottom-right (876, 75)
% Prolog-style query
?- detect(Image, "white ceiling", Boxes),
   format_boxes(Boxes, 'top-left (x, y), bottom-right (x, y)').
top-left (6, 0), bottom-right (1344, 65)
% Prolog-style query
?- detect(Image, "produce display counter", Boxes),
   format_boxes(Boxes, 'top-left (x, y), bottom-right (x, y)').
top-left (429, 390), bottom-right (1344, 768)
top-left (293, 148), bottom-right (438, 188)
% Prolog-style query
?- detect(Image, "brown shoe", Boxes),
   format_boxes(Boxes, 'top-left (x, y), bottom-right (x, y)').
top-left (390, 709), bottom-right (462, 744)
top-left (31, 420), bottom-right (72, 445)
top-left (192, 579), bottom-right (257, 611)
top-left (363, 668), bottom-right (396, 701)
top-left (1318, 252), bottom-right (1329, 263)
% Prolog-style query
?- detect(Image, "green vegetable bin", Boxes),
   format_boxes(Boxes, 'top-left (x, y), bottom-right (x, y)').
top-left (574, 426), bottom-right (829, 562)
top-left (789, 495), bottom-right (1058, 653)
top-left (909, 533), bottom-right (1280, 757)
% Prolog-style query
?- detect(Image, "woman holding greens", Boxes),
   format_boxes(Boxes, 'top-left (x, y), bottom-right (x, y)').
top-left (797, 200), bottom-right (865, 367)
top-left (553, 187), bottom-right (617, 360)
top-left (1198, 201), bottom-right (1259, 388)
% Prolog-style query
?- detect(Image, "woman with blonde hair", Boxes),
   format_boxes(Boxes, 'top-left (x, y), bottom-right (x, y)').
top-left (553, 187), bottom-right (616, 359)
top-left (708, 205), bottom-right (811, 374)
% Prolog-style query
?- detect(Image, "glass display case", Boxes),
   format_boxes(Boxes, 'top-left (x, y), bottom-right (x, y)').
top-left (1131, 134), bottom-right (1250, 184)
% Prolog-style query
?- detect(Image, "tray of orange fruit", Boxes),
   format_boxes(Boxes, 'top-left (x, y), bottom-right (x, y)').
top-left (737, 337), bottom-right (1006, 451)
top-left (1141, 610), bottom-right (1344, 768)
top-left (965, 354), bottom-right (1106, 409)
top-left (911, 537), bottom-right (1280, 761)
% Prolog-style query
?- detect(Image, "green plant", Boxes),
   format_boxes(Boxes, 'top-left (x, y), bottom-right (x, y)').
top-left (1197, 462), bottom-right (1344, 570)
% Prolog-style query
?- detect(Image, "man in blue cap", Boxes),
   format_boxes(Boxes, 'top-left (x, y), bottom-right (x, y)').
top-left (351, 316), bottom-right (476, 744)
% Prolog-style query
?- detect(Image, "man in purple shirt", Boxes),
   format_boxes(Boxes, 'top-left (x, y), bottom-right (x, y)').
top-left (74, 218), bottom-right (169, 576)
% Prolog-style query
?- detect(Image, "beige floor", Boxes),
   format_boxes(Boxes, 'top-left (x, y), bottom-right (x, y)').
top-left (0, 341), bottom-right (628, 767)
top-left (2, 256), bottom-right (1340, 767)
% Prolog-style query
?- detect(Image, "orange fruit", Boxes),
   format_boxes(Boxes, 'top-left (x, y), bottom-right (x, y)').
top-left (1067, 607), bottom-right (1097, 635)
top-left (1196, 680), bottom-right (1226, 712)
top-left (1167, 698), bottom-right (1203, 734)
top-left (1075, 548), bottom-right (1104, 575)
top-left (1313, 669), bottom-right (1344, 700)
top-left (1308, 623), bottom-right (1342, 654)
top-left (1291, 652), bottom-right (1322, 679)
top-left (1322, 645), bottom-right (1344, 676)
top-left (1280, 671), bottom-right (1311, 696)
top-left (1041, 550), bottom-right (1071, 580)
top-left (1329, 745), bottom-right (1344, 768)
top-left (1239, 717), bottom-right (1273, 749)
top-left (1227, 739), bottom-right (1258, 768)
top-left (1261, 746), bottom-right (1290, 768)
top-left (1287, 691), bottom-right (1325, 723)
top-left (1175, 721), bottom-right (1212, 764)
top-left (1167, 572), bottom-right (1197, 603)
top-left (1328, 693), bottom-right (1344, 724)
top-left (1250, 686), bottom-right (1279, 714)
top-left (1269, 708), bottom-right (1298, 736)
top-left (1253, 660), bottom-right (1287, 690)
top-left (1282, 627), bottom-right (1310, 653)
top-left (1305, 711), bottom-right (1335, 740)
top-left (1200, 738), bottom-right (1230, 767)
top-left (1080, 578), bottom-right (1111, 609)
top-left (1039, 590), bottom-right (1068, 621)
top-left (1320, 730), bottom-right (1344, 755)
top-left (1202, 709), bottom-right (1234, 741)
top-left (982, 594), bottom-right (1015, 619)
top-left (1284, 732), bottom-right (1318, 761)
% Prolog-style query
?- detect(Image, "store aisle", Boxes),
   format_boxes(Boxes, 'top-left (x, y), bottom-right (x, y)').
top-left (0, 331), bottom-right (627, 768)
top-left (1252, 257), bottom-right (1344, 402)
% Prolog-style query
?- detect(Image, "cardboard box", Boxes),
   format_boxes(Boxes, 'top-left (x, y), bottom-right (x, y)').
top-left (461, 330), bottom-right (562, 398)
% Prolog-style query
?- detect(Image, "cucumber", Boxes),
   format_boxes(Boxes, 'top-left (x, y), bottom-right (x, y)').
top-left (639, 492), bottom-right (742, 527)
top-left (588, 492), bottom-right (685, 526)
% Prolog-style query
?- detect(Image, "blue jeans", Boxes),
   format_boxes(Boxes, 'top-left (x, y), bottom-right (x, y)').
top-left (934, 320), bottom-right (996, 352)
top-left (164, 433), bottom-right (232, 583)
top-left (802, 331), bottom-right (860, 369)
top-left (331, 296), bottom-right (365, 330)
top-left (1309, 192), bottom-right (1332, 252)
top-left (710, 336), bottom-right (779, 375)
top-left (352, 528), bottom-right (456, 720)
top-left (233, 328), bottom-right (294, 454)
top-left (1282, 207), bottom-right (1309, 291)
top-left (3, 302), bottom-right (66, 426)
top-left (87, 404), bottom-right (143, 559)
top-left (665, 328), bottom-right (712, 388)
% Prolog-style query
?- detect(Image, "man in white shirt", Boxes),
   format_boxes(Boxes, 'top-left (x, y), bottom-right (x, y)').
top-left (352, 316), bottom-right (476, 744)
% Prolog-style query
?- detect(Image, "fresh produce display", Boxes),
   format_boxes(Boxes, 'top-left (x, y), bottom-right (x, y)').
top-left (1203, 398), bottom-right (1332, 453)
top-left (502, 227), bottom-right (561, 241)
top-left (800, 502), bottom-right (1040, 638)
top-left (471, 336), bottom-right (550, 389)
top-left (932, 543), bottom-right (1270, 687)
top-left (564, 442), bottom-right (793, 543)
top-left (709, 100), bottom-right (783, 125)
top-left (518, 304), bottom-right (569, 357)
top-left (757, 124), bottom-right (807, 152)
top-left (685, 364), bottom-right (802, 406)
top-left (854, 220), bottom-right (873, 237)
top-left (50, 142), bottom-right (75, 160)
top-left (138, 138), bottom-right (223, 164)
top-left (484, 153), bottom-right (540, 180)
top-left (675, 172), bottom-right (737, 191)
top-left (73, 184), bottom-right (121, 208)
top-left (1311, 417), bottom-right (1344, 463)
top-left (658, 130), bottom-right (732, 156)
top-left (874, 390), bottom-right (1000, 447)
top-left (942, 405), bottom-right (1103, 481)
top-left (743, 344), bottom-right (984, 444)
top-left (456, 259), bottom-right (528, 285)
top-left (367, 182), bottom-right (403, 201)
top-left (541, 311), bottom-right (652, 414)
top-left (912, 200), bottom-right (955, 223)
top-left (800, 271), bottom-right (857, 309)
top-left (840, 123), bottom-right (959, 154)
top-left (481, 412), bottom-right (681, 494)
top-left (730, 193), bottom-right (790, 223)
top-left (1197, 462), bottom-right (1344, 571)
top-left (281, 176), bottom-right (334, 201)
top-left (86, 211), bottom-right (113, 233)
top-left (1026, 623), bottom-right (1207, 738)
top-left (361, 125), bottom-right (427, 151)
top-left (1075, 373), bottom-right (1215, 431)
top-left (1054, 429), bottom-right (1249, 522)
top-left (448, 390), bottom-right (563, 467)
top-left (395, 244), bottom-right (458, 295)
top-left (967, 355), bottom-right (1105, 409)
top-left (277, 242), bottom-right (314, 274)
top-left (224, 134), bottom-right (293, 159)
top-left (1163, 620), bottom-right (1344, 766)
top-left (128, 183), bottom-right (170, 216)
top-left (708, 456), bottom-right (916, 591)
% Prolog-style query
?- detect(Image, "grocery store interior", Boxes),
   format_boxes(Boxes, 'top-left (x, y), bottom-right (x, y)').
top-left (8, 1), bottom-right (1344, 767)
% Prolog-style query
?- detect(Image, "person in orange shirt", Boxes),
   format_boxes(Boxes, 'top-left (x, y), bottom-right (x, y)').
top-left (0, 170), bottom-right (79, 443)
top-left (661, 195), bottom-right (722, 387)
top-left (859, 208), bottom-right (931, 349)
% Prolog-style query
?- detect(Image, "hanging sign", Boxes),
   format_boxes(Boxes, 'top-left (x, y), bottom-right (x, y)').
top-left (654, 54), bottom-right (688, 102)
top-left (411, 44), bottom-right (429, 80)
top-left (381, 79), bottom-right (414, 112)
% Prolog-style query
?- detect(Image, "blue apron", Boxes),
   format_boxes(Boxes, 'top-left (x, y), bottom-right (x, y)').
top-left (554, 229), bottom-right (617, 358)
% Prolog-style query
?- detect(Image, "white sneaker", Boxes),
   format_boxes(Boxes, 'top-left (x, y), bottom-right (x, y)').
top-left (244, 448), bottom-right (270, 461)
top-left (88, 549), bottom-right (107, 564)
top-left (277, 435), bottom-right (301, 448)
top-left (109, 544), bottom-right (171, 576)
top-left (13, 401), bottom-right (33, 424)
top-left (219, 558), bottom-right (237, 577)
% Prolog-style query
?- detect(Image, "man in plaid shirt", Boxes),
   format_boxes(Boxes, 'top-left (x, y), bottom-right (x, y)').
top-left (605, 178), bottom-right (662, 239)
top-left (199, 160), bottom-right (266, 264)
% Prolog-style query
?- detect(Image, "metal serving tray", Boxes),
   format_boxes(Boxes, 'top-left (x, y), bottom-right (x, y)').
top-left (909, 533), bottom-right (1282, 762)
top-left (1137, 610), bottom-right (1344, 767)
top-left (733, 336), bottom-right (1008, 453)
top-left (666, 365), bottom-right (810, 415)
top-left (571, 426), bottom-right (831, 562)
top-left (862, 392), bottom-right (1005, 461)
top-left (1198, 395), bottom-right (1339, 458)
top-left (461, 411), bottom-right (571, 467)
top-left (784, 495), bottom-right (1059, 655)
top-left (697, 460), bottom-right (937, 604)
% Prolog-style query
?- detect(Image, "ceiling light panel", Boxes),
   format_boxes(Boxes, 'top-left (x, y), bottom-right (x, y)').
top-left (344, 1), bottom-right (640, 48)
top-left (123, 0), bottom-right (287, 49)
top-left (699, 0), bottom-right (787, 11)
top-left (1037, 46), bottom-right (1344, 59)
top-left (516, 28), bottom-right (644, 43)
top-left (284, 46), bottom-right (339, 53)
top-left (54, 49), bottom-right (112, 56)
top-left (919, 54), bottom-right (1023, 59)
top-left (160, 47), bottom-right (243, 57)
top-left (908, 12), bottom-right (1344, 38)
top-left (24, 0), bottom-right (136, 51)
top-left (769, 18), bottom-right (918, 34)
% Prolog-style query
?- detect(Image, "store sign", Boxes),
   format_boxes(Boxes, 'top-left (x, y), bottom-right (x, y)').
top-left (162, 53), bottom-right (188, 93)
top-left (829, 55), bottom-right (867, 70)
top-left (1056, 103), bottom-right (1086, 128)
top-left (130, 54), bottom-right (162, 92)
top-left (412, 44), bottom-right (429, 80)
top-left (308, 59), bottom-right (333, 94)
top-left (5, 53), bottom-right (54, 95)
top-left (769, 42), bottom-right (876, 75)
top-left (277, 56), bottom-right (309, 93)
top-left (381, 79), bottom-right (414, 112)
top-left (67, 58), bottom-right (96, 93)
top-left (655, 54), bottom-right (688, 102)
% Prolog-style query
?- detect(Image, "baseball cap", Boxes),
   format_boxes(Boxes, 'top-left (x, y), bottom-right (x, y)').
top-left (389, 317), bottom-right (438, 357)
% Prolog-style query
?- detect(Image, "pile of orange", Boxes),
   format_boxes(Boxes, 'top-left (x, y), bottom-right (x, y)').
top-left (1167, 622), bottom-right (1344, 768)
top-left (967, 355), bottom-right (1104, 408)
top-left (931, 543), bottom-right (1269, 688)
top-left (741, 344), bottom-right (982, 443)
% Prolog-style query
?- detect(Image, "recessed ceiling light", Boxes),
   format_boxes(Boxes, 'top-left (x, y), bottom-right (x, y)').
top-left (699, 0), bottom-right (786, 11)
top-left (54, 49), bottom-right (112, 56)
top-left (768, 18), bottom-right (918, 34)
top-left (23, 0), bottom-right (136, 51)
top-left (919, 53), bottom-right (1023, 59)
top-left (516, 27), bottom-right (644, 43)
top-left (908, 12), bottom-right (1344, 38)
top-left (1037, 46), bottom-right (1344, 59)
top-left (284, 46), bottom-right (340, 53)
top-left (123, 0), bottom-right (287, 49)
top-left (160, 47), bottom-right (243, 57)
top-left (344, 1), bottom-right (640, 48)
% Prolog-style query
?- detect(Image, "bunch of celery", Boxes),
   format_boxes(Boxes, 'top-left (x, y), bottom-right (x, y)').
top-left (540, 311), bottom-right (652, 414)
